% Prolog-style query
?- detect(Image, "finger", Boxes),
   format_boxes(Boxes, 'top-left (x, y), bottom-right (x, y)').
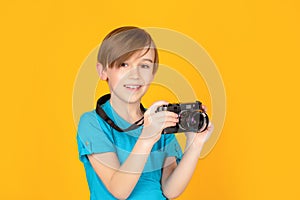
top-left (152, 110), bottom-right (178, 119)
top-left (206, 122), bottom-right (214, 131)
top-left (162, 121), bottom-right (178, 129)
top-left (201, 104), bottom-right (207, 112)
top-left (147, 101), bottom-right (169, 114)
top-left (149, 119), bottom-right (178, 132)
top-left (157, 115), bottom-right (179, 123)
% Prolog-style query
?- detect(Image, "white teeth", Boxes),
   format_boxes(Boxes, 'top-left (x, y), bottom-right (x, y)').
top-left (124, 85), bottom-right (141, 89)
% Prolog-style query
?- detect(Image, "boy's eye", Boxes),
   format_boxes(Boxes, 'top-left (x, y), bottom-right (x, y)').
top-left (141, 64), bottom-right (150, 69)
top-left (120, 63), bottom-right (129, 67)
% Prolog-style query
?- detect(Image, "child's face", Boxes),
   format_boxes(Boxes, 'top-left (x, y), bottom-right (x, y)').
top-left (104, 48), bottom-right (156, 104)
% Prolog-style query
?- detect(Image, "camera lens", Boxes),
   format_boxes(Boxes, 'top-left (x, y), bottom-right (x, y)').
top-left (178, 110), bottom-right (190, 130)
top-left (189, 111), bottom-right (202, 130)
top-left (179, 110), bottom-right (209, 132)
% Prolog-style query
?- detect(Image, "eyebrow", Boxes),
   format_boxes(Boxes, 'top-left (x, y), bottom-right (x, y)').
top-left (142, 58), bottom-right (153, 63)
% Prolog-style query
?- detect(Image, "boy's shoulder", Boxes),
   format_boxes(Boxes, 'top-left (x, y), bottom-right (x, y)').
top-left (78, 108), bottom-right (111, 129)
top-left (79, 110), bottom-right (96, 121)
top-left (77, 109), bottom-right (111, 136)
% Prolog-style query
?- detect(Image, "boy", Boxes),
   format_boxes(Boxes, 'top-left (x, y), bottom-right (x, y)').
top-left (77, 26), bottom-right (213, 200)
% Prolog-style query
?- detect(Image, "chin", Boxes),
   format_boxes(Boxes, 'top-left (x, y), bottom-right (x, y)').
top-left (127, 88), bottom-right (148, 102)
top-left (126, 95), bottom-right (143, 104)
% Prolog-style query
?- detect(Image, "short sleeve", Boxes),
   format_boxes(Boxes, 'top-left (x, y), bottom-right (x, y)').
top-left (163, 134), bottom-right (183, 164)
top-left (76, 111), bottom-right (116, 163)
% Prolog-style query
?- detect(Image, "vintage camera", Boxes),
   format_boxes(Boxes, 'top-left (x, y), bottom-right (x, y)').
top-left (156, 101), bottom-right (209, 134)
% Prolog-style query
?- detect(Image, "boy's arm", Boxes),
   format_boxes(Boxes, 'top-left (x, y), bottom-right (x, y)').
top-left (88, 139), bottom-right (153, 200)
top-left (88, 103), bottom-right (179, 199)
top-left (161, 123), bottom-right (214, 199)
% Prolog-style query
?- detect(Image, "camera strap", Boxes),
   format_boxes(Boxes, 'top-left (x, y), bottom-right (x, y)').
top-left (95, 94), bottom-right (145, 132)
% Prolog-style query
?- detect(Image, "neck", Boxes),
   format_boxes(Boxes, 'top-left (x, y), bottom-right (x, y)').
top-left (109, 94), bottom-right (143, 123)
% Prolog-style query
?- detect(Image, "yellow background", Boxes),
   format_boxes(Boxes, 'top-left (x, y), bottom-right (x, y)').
top-left (1, 0), bottom-right (299, 199)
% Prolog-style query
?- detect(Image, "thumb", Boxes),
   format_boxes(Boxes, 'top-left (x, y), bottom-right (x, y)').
top-left (203, 122), bottom-right (214, 143)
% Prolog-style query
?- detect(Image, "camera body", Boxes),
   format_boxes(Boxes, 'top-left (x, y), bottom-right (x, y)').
top-left (156, 101), bottom-right (209, 134)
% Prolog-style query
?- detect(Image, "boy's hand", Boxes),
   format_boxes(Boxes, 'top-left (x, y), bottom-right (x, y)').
top-left (185, 105), bottom-right (214, 148)
top-left (140, 101), bottom-right (179, 146)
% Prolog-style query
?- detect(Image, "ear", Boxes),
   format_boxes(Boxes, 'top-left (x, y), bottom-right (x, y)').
top-left (96, 62), bottom-right (108, 81)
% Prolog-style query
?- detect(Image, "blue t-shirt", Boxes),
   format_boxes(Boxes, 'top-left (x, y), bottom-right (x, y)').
top-left (77, 100), bottom-right (183, 200)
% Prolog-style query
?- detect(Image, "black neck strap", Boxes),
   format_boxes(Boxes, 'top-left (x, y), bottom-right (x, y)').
top-left (95, 94), bottom-right (145, 132)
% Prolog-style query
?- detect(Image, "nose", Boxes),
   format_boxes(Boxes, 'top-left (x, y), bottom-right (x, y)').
top-left (128, 66), bottom-right (140, 79)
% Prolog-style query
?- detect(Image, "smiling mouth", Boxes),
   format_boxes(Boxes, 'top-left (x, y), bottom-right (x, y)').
top-left (124, 84), bottom-right (142, 89)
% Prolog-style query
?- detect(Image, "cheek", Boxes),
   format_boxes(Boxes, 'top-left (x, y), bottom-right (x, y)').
top-left (142, 73), bottom-right (154, 83)
top-left (109, 74), bottom-right (131, 91)
top-left (108, 70), bottom-right (124, 83)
